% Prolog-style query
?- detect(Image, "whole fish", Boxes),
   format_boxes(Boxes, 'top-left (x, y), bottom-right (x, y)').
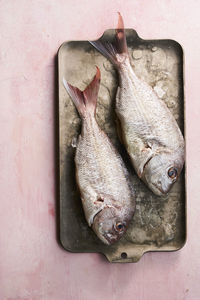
top-left (90, 13), bottom-right (185, 196)
top-left (63, 67), bottom-right (135, 244)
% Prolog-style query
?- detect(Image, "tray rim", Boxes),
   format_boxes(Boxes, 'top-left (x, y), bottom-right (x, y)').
top-left (58, 28), bottom-right (187, 263)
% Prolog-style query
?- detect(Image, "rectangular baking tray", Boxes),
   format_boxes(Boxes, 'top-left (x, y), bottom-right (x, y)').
top-left (58, 29), bottom-right (186, 263)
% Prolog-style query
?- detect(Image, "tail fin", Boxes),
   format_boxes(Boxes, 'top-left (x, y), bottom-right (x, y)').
top-left (63, 67), bottom-right (101, 118)
top-left (89, 12), bottom-right (128, 66)
top-left (116, 12), bottom-right (127, 54)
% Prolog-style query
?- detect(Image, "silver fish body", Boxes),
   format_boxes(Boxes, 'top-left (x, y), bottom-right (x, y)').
top-left (90, 13), bottom-right (185, 196)
top-left (115, 56), bottom-right (185, 195)
top-left (76, 115), bottom-right (135, 244)
top-left (63, 68), bottom-right (135, 244)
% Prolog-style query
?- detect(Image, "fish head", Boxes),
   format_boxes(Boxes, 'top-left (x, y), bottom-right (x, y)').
top-left (92, 206), bottom-right (129, 245)
top-left (142, 152), bottom-right (184, 196)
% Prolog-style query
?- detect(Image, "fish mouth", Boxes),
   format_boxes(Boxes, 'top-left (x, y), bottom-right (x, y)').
top-left (99, 234), bottom-right (111, 245)
top-left (152, 183), bottom-right (165, 196)
top-left (91, 225), bottom-right (111, 245)
top-left (92, 228), bottom-right (118, 245)
top-left (151, 182), bottom-right (171, 196)
top-left (103, 233), bottom-right (121, 245)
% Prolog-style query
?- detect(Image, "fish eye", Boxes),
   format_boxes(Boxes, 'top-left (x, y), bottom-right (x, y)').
top-left (115, 222), bottom-right (124, 231)
top-left (168, 167), bottom-right (178, 179)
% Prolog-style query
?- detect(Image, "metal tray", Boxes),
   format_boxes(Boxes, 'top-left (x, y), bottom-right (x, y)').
top-left (58, 29), bottom-right (186, 263)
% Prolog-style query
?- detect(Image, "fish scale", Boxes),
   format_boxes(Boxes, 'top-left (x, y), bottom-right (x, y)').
top-left (76, 116), bottom-right (134, 224)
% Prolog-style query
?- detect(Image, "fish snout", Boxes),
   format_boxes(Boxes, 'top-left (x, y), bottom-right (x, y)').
top-left (160, 185), bottom-right (170, 194)
top-left (104, 233), bottom-right (120, 245)
top-left (153, 181), bottom-right (171, 196)
top-left (160, 177), bottom-right (174, 194)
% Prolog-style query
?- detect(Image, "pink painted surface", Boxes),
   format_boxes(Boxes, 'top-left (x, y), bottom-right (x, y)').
top-left (0, 0), bottom-right (199, 299)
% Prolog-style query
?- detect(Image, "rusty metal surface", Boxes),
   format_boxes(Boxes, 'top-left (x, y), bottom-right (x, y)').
top-left (58, 29), bottom-right (186, 263)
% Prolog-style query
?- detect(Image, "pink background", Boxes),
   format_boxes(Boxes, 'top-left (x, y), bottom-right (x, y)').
top-left (0, 0), bottom-right (199, 299)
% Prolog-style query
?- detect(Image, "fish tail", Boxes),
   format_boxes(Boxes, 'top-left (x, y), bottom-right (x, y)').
top-left (89, 12), bottom-right (128, 66)
top-left (116, 12), bottom-right (128, 54)
top-left (63, 66), bottom-right (100, 118)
